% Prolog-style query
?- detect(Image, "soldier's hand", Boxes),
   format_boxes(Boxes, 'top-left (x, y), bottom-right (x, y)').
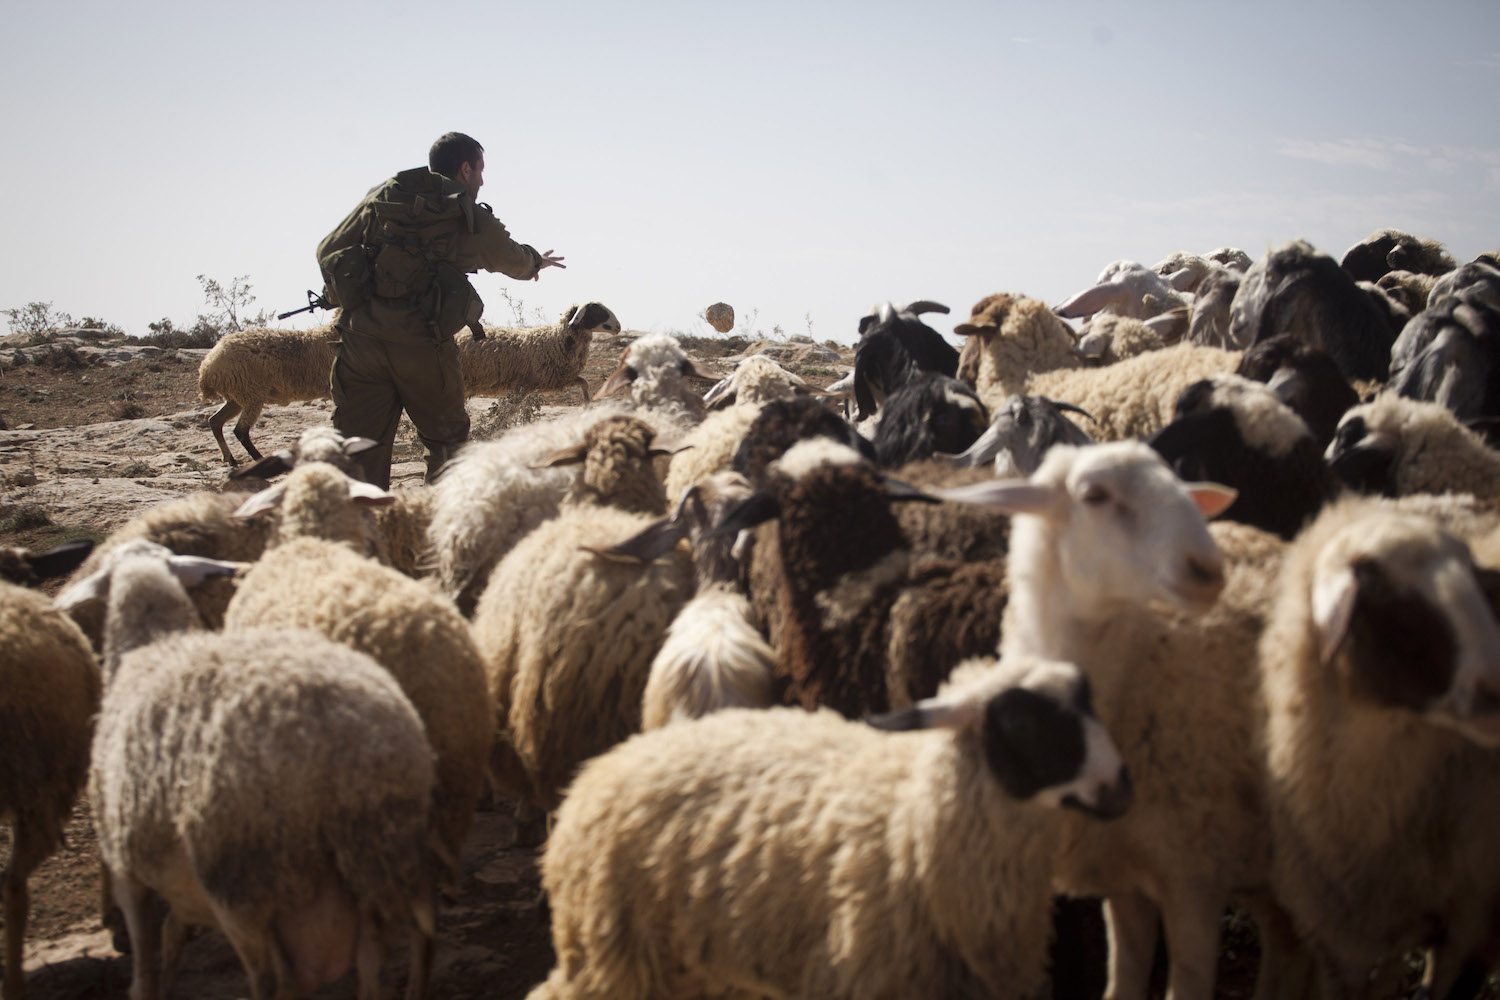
top-left (535, 250), bottom-right (566, 279)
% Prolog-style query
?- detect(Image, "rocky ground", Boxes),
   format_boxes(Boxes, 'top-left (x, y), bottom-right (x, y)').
top-left (0, 325), bottom-right (848, 1000)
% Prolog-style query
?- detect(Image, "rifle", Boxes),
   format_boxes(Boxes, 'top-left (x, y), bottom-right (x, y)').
top-left (277, 290), bottom-right (331, 321)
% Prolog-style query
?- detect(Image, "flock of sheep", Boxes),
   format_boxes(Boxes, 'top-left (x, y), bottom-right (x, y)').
top-left (4, 226), bottom-right (1500, 1000)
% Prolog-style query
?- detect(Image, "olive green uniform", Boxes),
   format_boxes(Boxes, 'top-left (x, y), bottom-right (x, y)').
top-left (319, 167), bottom-right (544, 487)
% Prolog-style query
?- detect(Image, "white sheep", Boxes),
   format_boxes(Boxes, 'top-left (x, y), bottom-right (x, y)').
top-left (1023, 342), bottom-right (1242, 441)
top-left (939, 443), bottom-right (1309, 1000)
top-left (953, 291), bottom-right (1083, 400)
top-left (1258, 499), bottom-right (1500, 997)
top-left (427, 333), bottom-right (718, 614)
top-left (197, 304), bottom-right (621, 466)
top-left (527, 655), bottom-right (1133, 1000)
top-left (470, 414), bottom-right (694, 810)
top-left (198, 322), bottom-right (339, 466)
top-left (1, 579), bottom-right (100, 1000)
top-left (1074, 310), bottom-right (1182, 364)
top-left (1326, 393), bottom-right (1500, 499)
top-left (1055, 260), bottom-right (1192, 323)
top-left (222, 462), bottom-right (494, 880)
top-left (58, 540), bottom-right (437, 1000)
top-left (458, 301), bottom-right (621, 402)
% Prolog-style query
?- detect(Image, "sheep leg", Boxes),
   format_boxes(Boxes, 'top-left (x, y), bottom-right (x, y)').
top-left (401, 909), bottom-right (434, 1000)
top-left (158, 909), bottom-right (189, 1000)
top-left (354, 905), bottom-right (384, 1000)
top-left (111, 871), bottom-right (161, 1000)
top-left (1244, 894), bottom-right (1316, 1000)
top-left (233, 402), bottom-right (265, 463)
top-left (1157, 889), bottom-right (1223, 1000)
top-left (209, 400), bottom-right (243, 465)
top-left (1103, 892), bottom-right (1158, 1000)
top-left (4, 818), bottom-right (54, 1000)
top-left (576, 375), bottom-right (592, 405)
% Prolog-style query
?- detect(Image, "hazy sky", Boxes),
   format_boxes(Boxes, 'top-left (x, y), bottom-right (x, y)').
top-left (4, 1), bottom-right (1498, 345)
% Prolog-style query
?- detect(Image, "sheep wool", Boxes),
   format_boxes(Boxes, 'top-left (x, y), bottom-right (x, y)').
top-left (1329, 394), bottom-right (1500, 500)
top-left (471, 415), bottom-right (693, 809)
top-left (223, 463), bottom-right (494, 876)
top-left (462, 302), bottom-right (621, 404)
top-left (197, 322), bottom-right (339, 466)
top-left (954, 292), bottom-right (1082, 401)
top-left (530, 656), bottom-right (1129, 1000)
top-left (1, 582), bottom-right (100, 1000)
top-left (1024, 343), bottom-right (1241, 442)
top-left (1258, 499), bottom-right (1500, 996)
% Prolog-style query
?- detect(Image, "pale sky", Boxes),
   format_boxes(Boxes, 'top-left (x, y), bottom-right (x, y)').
top-left (4, 1), bottom-right (1498, 345)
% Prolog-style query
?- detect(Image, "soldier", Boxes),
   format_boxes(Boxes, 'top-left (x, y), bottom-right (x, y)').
top-left (318, 131), bottom-right (564, 487)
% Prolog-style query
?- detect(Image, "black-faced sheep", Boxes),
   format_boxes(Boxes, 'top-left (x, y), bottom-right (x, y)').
top-left (870, 372), bottom-right (989, 467)
top-left (528, 657), bottom-right (1132, 1000)
top-left (1149, 374), bottom-right (1341, 539)
top-left (1259, 500), bottom-right (1500, 998)
top-left (0, 538), bottom-right (94, 588)
top-left (1340, 228), bottom-right (1457, 283)
top-left (1326, 394), bottom-right (1500, 500)
top-left (1230, 239), bottom-right (1401, 382)
top-left (850, 299), bottom-right (957, 420)
top-left (1389, 289), bottom-right (1500, 442)
top-left (460, 301), bottom-right (621, 404)
top-left (1234, 334), bottom-right (1360, 449)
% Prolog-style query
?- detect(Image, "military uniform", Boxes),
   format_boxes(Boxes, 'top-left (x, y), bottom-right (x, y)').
top-left (318, 167), bottom-right (544, 488)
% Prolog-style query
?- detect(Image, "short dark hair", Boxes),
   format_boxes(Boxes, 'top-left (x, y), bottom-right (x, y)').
top-left (429, 132), bottom-right (484, 179)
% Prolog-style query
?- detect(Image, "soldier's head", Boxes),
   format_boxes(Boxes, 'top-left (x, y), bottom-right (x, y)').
top-left (429, 132), bottom-right (485, 200)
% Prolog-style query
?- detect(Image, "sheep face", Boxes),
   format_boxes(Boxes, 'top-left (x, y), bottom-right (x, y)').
top-left (939, 442), bottom-right (1234, 614)
top-left (950, 394), bottom-right (1093, 477)
top-left (871, 656), bottom-right (1132, 819)
top-left (1310, 515), bottom-right (1500, 747)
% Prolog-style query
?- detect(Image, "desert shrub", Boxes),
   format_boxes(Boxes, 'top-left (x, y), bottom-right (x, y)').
top-left (0, 504), bottom-right (53, 532)
top-left (472, 391), bottom-right (543, 440)
top-left (31, 342), bottom-right (91, 371)
top-left (113, 400), bottom-right (147, 420)
top-left (674, 333), bottom-right (750, 359)
top-left (2, 301), bottom-right (74, 337)
top-left (109, 461), bottom-right (157, 479)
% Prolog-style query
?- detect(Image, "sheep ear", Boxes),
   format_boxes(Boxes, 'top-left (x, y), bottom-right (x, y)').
top-left (24, 539), bottom-right (95, 581)
top-left (536, 442), bottom-right (589, 468)
top-left (1184, 483), bottom-right (1238, 520)
top-left (1054, 283), bottom-right (1126, 319)
top-left (597, 361), bottom-right (632, 399)
top-left (951, 320), bottom-right (996, 338)
top-left (649, 438), bottom-right (692, 459)
top-left (343, 436), bottom-right (380, 457)
top-left (867, 690), bottom-right (981, 732)
top-left (880, 475), bottom-right (942, 504)
top-left (930, 479), bottom-right (1059, 514)
top-left (712, 490), bottom-right (781, 536)
top-left (702, 376), bottom-right (736, 408)
top-left (1312, 566), bottom-right (1360, 665)
top-left (346, 480), bottom-right (395, 507)
top-left (683, 359), bottom-right (721, 381)
top-left (230, 449), bottom-right (296, 481)
top-left (1166, 268), bottom-right (1198, 292)
top-left (585, 517), bottom-right (690, 564)
top-left (165, 554), bottom-right (247, 588)
top-left (232, 482), bottom-right (289, 519)
top-left (54, 568), bottom-right (111, 611)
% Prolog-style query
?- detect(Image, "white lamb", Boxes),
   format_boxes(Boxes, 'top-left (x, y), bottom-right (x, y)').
top-left (528, 655), bottom-right (1132, 1000)
top-left (939, 442), bottom-right (1309, 1000)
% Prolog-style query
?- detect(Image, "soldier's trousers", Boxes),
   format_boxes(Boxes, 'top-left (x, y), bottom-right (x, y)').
top-left (330, 328), bottom-right (470, 489)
